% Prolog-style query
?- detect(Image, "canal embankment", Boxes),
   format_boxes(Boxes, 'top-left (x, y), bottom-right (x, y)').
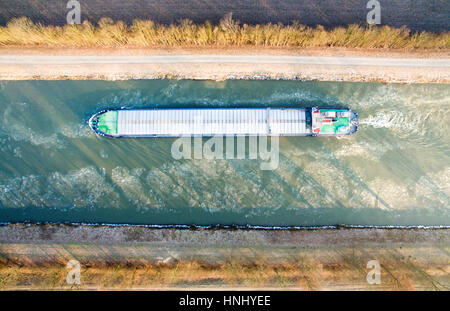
top-left (0, 224), bottom-right (448, 290)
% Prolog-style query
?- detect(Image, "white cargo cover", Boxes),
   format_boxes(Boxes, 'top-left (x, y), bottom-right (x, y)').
top-left (116, 108), bottom-right (308, 136)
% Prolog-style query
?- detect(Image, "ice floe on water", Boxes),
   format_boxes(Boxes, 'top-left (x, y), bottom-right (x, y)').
top-left (0, 81), bottom-right (7, 92)
top-left (13, 147), bottom-right (22, 158)
top-left (0, 102), bottom-right (63, 149)
top-left (59, 123), bottom-right (92, 138)
top-left (5, 125), bottom-right (63, 149)
top-left (412, 167), bottom-right (450, 206)
top-left (332, 141), bottom-right (379, 161)
top-left (111, 166), bottom-right (160, 210)
top-left (99, 149), bottom-right (109, 158)
top-left (96, 90), bottom-right (150, 110)
top-left (260, 90), bottom-right (341, 107)
top-left (0, 167), bottom-right (116, 209)
top-left (161, 82), bottom-right (180, 97)
top-left (143, 160), bottom-right (288, 211)
top-left (347, 84), bottom-right (403, 108)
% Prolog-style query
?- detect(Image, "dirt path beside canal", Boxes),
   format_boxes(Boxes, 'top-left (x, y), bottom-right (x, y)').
top-left (0, 224), bottom-right (448, 290)
top-left (0, 47), bottom-right (449, 83)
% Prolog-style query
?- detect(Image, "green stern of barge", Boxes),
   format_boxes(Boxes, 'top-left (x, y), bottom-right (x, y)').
top-left (319, 109), bottom-right (350, 134)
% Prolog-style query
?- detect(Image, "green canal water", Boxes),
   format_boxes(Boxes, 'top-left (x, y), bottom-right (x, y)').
top-left (0, 80), bottom-right (449, 227)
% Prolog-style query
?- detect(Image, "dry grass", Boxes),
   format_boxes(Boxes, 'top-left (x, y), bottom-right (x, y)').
top-left (0, 14), bottom-right (448, 49)
top-left (0, 238), bottom-right (448, 290)
top-left (0, 261), bottom-right (318, 290)
top-left (1, 256), bottom-right (444, 290)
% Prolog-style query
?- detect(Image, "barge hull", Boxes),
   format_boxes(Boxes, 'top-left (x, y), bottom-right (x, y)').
top-left (89, 108), bottom-right (358, 138)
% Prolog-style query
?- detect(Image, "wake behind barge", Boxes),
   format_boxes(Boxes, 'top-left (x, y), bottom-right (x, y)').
top-left (89, 107), bottom-right (358, 138)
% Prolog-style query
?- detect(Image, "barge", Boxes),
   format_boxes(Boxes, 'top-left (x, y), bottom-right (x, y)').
top-left (89, 107), bottom-right (358, 138)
